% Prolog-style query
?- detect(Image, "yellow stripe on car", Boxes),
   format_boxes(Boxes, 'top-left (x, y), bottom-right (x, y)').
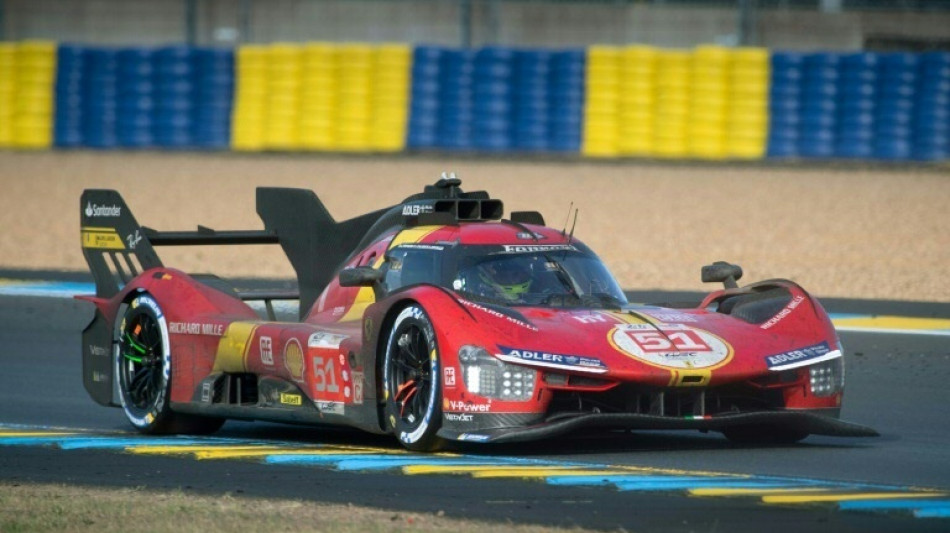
top-left (212, 322), bottom-right (260, 373)
top-left (338, 225), bottom-right (444, 322)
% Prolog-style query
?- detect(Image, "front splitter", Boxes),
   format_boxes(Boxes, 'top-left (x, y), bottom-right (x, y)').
top-left (438, 410), bottom-right (879, 444)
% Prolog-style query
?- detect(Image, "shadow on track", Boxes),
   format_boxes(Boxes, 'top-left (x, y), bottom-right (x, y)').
top-left (214, 420), bottom-right (872, 457)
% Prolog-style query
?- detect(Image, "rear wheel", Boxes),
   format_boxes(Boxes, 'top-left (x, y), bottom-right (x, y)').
top-left (382, 305), bottom-right (444, 452)
top-left (722, 424), bottom-right (808, 445)
top-left (116, 293), bottom-right (223, 435)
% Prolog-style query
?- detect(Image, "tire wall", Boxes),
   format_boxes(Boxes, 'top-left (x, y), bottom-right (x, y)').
top-left (767, 51), bottom-right (949, 161)
top-left (582, 45), bottom-right (769, 159)
top-left (0, 41), bottom-right (57, 149)
top-left (230, 43), bottom-right (410, 152)
top-left (52, 44), bottom-right (234, 149)
top-left (0, 40), bottom-right (947, 161)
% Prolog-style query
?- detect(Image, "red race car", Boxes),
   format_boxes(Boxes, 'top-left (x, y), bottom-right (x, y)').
top-left (78, 176), bottom-right (876, 451)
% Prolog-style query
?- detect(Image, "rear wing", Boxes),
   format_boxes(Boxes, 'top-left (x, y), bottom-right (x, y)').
top-left (80, 188), bottom-right (385, 319)
top-left (80, 189), bottom-right (275, 294)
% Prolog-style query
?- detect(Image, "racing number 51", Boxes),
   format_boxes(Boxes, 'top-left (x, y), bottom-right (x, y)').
top-left (626, 330), bottom-right (709, 352)
top-left (313, 356), bottom-right (340, 393)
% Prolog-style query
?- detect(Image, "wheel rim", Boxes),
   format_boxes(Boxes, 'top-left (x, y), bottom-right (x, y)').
top-left (120, 311), bottom-right (164, 411)
top-left (389, 323), bottom-right (433, 429)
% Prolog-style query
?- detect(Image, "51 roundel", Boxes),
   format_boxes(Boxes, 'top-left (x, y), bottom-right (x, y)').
top-left (609, 324), bottom-right (733, 369)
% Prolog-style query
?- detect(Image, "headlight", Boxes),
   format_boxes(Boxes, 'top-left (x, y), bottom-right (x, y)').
top-left (809, 357), bottom-right (844, 397)
top-left (459, 345), bottom-right (536, 401)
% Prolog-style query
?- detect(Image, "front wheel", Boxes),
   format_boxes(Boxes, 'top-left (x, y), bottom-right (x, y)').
top-left (382, 305), bottom-right (444, 452)
top-left (116, 293), bottom-right (223, 435)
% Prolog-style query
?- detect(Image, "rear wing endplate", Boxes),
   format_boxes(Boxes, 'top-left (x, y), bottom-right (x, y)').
top-left (81, 188), bottom-right (386, 320)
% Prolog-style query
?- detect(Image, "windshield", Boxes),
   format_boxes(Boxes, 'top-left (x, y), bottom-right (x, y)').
top-left (454, 245), bottom-right (627, 309)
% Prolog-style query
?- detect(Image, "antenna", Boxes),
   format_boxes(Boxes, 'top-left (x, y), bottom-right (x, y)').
top-left (560, 201), bottom-right (574, 237)
top-left (567, 208), bottom-right (578, 244)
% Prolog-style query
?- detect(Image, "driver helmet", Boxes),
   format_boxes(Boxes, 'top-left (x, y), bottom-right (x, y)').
top-left (478, 260), bottom-right (532, 300)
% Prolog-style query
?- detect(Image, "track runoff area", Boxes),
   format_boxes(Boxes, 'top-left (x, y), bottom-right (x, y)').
top-left (0, 278), bottom-right (948, 525)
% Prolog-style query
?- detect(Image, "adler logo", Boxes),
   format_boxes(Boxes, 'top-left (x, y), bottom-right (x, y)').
top-left (402, 204), bottom-right (433, 216)
top-left (85, 202), bottom-right (122, 218)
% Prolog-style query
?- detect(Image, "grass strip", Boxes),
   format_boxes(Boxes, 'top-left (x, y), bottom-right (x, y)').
top-left (0, 481), bottom-right (595, 533)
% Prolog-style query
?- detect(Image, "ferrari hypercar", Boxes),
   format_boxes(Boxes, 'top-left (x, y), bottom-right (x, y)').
top-left (78, 176), bottom-right (877, 451)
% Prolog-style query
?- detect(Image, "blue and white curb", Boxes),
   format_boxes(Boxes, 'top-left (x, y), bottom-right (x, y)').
top-left (0, 424), bottom-right (946, 520)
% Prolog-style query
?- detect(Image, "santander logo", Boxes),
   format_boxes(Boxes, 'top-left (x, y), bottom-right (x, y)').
top-left (85, 202), bottom-right (121, 218)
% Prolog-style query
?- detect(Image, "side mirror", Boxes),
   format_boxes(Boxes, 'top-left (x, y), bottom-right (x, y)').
top-left (701, 261), bottom-right (743, 290)
top-left (339, 266), bottom-right (384, 288)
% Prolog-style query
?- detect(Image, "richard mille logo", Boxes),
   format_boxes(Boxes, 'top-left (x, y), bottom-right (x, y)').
top-left (85, 202), bottom-right (122, 218)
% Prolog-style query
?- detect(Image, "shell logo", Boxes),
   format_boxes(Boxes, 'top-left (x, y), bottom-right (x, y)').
top-left (283, 338), bottom-right (305, 381)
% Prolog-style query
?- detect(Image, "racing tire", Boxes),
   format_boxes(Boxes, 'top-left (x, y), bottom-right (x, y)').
top-left (722, 424), bottom-right (809, 445)
top-left (382, 305), bottom-right (445, 452)
top-left (116, 293), bottom-right (224, 435)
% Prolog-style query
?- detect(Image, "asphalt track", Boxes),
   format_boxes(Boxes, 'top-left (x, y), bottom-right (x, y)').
top-left (1, 284), bottom-right (949, 532)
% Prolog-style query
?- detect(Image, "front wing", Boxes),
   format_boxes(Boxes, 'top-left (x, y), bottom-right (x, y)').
top-left (438, 410), bottom-right (879, 443)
